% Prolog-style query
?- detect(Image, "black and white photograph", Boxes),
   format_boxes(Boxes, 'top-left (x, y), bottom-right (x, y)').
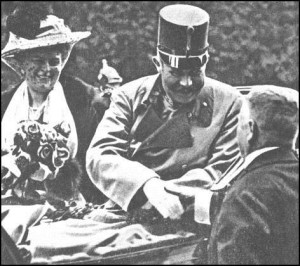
top-left (1, 1), bottom-right (299, 264)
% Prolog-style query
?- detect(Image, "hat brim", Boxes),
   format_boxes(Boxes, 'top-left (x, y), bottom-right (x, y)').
top-left (1, 31), bottom-right (90, 76)
top-left (1, 31), bottom-right (91, 58)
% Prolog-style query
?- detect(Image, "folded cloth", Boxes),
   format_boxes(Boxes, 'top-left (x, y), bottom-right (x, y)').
top-left (27, 219), bottom-right (127, 263)
top-left (1, 204), bottom-right (50, 244)
top-left (91, 223), bottom-right (190, 256)
top-left (84, 207), bottom-right (128, 223)
top-left (27, 218), bottom-right (190, 264)
top-left (2, 204), bottom-right (198, 264)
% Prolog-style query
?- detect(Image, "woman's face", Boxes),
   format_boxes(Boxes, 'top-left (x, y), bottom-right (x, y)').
top-left (21, 48), bottom-right (63, 94)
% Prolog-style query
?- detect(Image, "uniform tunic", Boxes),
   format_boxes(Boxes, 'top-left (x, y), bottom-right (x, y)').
top-left (87, 74), bottom-right (242, 210)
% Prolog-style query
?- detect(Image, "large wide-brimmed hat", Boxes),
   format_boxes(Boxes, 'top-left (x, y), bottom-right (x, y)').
top-left (157, 4), bottom-right (210, 69)
top-left (1, 5), bottom-right (91, 75)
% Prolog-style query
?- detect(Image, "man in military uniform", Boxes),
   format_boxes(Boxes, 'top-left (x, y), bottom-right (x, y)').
top-left (207, 86), bottom-right (299, 264)
top-left (86, 4), bottom-right (242, 220)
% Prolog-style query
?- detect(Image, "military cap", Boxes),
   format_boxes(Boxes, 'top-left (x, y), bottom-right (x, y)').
top-left (157, 4), bottom-right (209, 69)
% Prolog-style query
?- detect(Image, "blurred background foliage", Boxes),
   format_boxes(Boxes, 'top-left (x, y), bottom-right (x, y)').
top-left (1, 1), bottom-right (299, 91)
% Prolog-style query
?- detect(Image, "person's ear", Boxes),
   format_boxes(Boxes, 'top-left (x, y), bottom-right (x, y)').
top-left (152, 56), bottom-right (162, 73)
top-left (248, 119), bottom-right (258, 144)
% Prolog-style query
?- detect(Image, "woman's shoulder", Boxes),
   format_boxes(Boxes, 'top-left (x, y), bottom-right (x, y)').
top-left (1, 82), bottom-right (20, 97)
top-left (1, 83), bottom-right (21, 119)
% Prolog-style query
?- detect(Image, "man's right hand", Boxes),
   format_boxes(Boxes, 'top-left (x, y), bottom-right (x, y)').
top-left (143, 178), bottom-right (184, 220)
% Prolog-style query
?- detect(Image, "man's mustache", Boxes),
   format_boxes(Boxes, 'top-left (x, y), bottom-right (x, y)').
top-left (174, 86), bottom-right (197, 93)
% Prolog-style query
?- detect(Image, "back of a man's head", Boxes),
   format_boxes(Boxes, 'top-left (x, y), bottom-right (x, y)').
top-left (246, 85), bottom-right (299, 148)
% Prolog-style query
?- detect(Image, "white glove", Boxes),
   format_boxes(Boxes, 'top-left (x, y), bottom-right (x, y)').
top-left (143, 178), bottom-right (184, 220)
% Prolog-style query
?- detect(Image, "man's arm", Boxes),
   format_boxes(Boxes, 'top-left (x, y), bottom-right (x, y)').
top-left (86, 88), bottom-right (160, 211)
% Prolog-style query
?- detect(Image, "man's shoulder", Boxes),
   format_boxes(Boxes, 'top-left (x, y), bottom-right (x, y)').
top-left (205, 77), bottom-right (240, 98)
top-left (227, 156), bottom-right (298, 200)
top-left (118, 74), bottom-right (159, 97)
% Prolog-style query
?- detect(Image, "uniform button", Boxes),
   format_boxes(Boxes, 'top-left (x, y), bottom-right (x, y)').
top-left (202, 101), bottom-right (208, 107)
top-left (182, 164), bottom-right (188, 170)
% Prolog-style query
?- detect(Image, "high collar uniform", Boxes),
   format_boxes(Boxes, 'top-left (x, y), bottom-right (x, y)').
top-left (87, 74), bottom-right (242, 211)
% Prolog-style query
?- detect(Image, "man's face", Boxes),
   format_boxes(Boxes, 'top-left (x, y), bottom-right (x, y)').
top-left (237, 100), bottom-right (252, 157)
top-left (21, 48), bottom-right (63, 94)
top-left (160, 60), bottom-right (205, 104)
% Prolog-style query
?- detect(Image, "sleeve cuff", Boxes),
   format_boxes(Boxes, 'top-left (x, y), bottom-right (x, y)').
top-left (194, 188), bottom-right (214, 225)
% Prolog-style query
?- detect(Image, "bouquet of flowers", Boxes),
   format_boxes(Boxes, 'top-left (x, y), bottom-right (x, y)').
top-left (1, 120), bottom-right (81, 203)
